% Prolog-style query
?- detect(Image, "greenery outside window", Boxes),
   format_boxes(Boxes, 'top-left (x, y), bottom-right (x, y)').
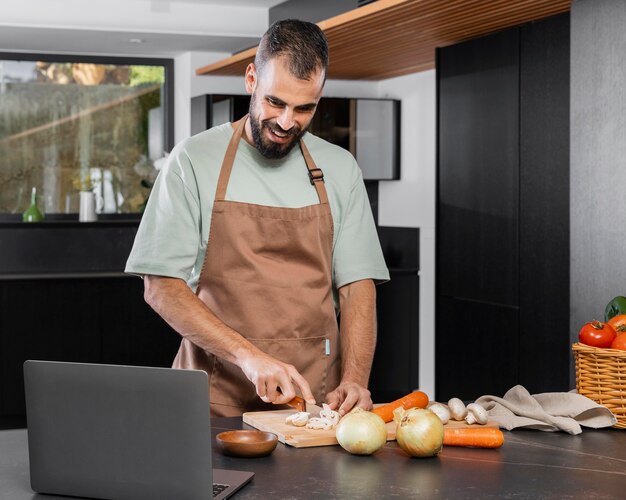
top-left (0, 54), bottom-right (173, 216)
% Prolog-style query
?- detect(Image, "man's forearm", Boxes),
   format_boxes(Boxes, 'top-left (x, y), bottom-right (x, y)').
top-left (338, 279), bottom-right (377, 387)
top-left (143, 275), bottom-right (257, 366)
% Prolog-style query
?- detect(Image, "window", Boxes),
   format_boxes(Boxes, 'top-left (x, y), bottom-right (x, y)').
top-left (0, 54), bottom-right (173, 215)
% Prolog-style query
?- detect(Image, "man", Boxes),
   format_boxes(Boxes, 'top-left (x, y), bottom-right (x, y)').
top-left (126, 19), bottom-right (389, 417)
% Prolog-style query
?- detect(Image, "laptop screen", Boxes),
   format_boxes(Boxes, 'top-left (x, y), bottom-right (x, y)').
top-left (24, 361), bottom-right (251, 500)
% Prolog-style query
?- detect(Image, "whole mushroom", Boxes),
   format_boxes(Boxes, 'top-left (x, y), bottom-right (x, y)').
top-left (427, 402), bottom-right (451, 425)
top-left (447, 398), bottom-right (467, 421)
top-left (465, 403), bottom-right (488, 425)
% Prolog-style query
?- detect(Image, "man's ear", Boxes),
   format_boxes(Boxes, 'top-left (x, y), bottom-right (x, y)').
top-left (244, 63), bottom-right (257, 95)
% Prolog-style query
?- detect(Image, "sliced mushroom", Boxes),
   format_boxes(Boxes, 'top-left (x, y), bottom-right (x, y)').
top-left (318, 403), bottom-right (341, 427)
top-left (285, 411), bottom-right (310, 427)
top-left (465, 403), bottom-right (488, 425)
top-left (306, 417), bottom-right (335, 430)
top-left (427, 402), bottom-right (451, 424)
top-left (447, 398), bottom-right (467, 421)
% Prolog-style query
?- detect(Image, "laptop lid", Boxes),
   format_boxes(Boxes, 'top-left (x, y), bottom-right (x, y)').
top-left (24, 360), bottom-right (253, 500)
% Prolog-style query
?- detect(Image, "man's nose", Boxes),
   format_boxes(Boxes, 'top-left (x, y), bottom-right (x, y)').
top-left (276, 109), bottom-right (295, 131)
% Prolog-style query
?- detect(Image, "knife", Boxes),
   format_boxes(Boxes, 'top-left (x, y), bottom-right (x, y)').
top-left (286, 396), bottom-right (322, 417)
top-left (286, 395), bottom-right (305, 412)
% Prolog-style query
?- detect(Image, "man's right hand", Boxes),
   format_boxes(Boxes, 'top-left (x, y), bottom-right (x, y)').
top-left (238, 350), bottom-right (316, 406)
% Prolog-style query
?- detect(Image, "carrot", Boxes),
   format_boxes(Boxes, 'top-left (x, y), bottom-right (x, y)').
top-left (443, 427), bottom-right (504, 448)
top-left (371, 391), bottom-right (429, 423)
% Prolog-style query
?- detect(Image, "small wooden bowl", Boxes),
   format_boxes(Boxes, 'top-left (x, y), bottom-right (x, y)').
top-left (215, 430), bottom-right (278, 458)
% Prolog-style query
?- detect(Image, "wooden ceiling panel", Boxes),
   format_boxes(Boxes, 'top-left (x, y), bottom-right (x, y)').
top-left (196, 0), bottom-right (571, 80)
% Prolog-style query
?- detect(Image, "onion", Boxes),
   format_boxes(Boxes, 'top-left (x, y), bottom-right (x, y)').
top-left (394, 408), bottom-right (443, 458)
top-left (335, 408), bottom-right (387, 455)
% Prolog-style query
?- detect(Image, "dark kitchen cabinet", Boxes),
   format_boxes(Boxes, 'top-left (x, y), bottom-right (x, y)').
top-left (436, 14), bottom-right (570, 400)
top-left (0, 279), bottom-right (100, 419)
top-left (369, 227), bottom-right (419, 402)
top-left (0, 220), bottom-right (182, 429)
top-left (0, 276), bottom-right (180, 427)
top-left (99, 278), bottom-right (181, 367)
top-left (370, 270), bottom-right (419, 403)
top-left (0, 276), bottom-right (180, 426)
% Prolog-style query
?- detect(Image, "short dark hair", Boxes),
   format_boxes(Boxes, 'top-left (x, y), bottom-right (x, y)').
top-left (255, 19), bottom-right (329, 80)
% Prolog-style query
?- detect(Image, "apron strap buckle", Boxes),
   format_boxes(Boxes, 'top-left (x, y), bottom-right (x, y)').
top-left (308, 168), bottom-right (325, 185)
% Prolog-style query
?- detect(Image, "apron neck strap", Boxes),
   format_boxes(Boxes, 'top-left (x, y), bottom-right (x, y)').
top-left (215, 115), bottom-right (247, 201)
top-left (299, 138), bottom-right (329, 205)
top-left (215, 114), bottom-right (329, 205)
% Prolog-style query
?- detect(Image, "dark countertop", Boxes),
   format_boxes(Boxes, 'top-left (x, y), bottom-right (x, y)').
top-left (2, 418), bottom-right (626, 499)
top-left (0, 218), bottom-right (140, 279)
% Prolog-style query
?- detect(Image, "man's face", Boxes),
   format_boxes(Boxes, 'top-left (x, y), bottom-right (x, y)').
top-left (245, 57), bottom-right (325, 159)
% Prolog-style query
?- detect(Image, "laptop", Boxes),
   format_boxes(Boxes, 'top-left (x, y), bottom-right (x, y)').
top-left (23, 360), bottom-right (254, 500)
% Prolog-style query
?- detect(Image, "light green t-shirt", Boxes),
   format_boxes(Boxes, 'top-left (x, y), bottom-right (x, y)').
top-left (125, 122), bottom-right (389, 296)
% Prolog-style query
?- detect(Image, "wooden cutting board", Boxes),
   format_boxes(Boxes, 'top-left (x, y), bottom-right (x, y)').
top-left (243, 408), bottom-right (396, 447)
top-left (242, 408), bottom-right (499, 448)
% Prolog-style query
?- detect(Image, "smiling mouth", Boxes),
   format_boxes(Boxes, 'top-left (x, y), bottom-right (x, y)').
top-left (267, 126), bottom-right (292, 143)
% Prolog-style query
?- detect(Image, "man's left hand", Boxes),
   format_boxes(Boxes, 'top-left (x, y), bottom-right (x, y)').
top-left (325, 381), bottom-right (373, 416)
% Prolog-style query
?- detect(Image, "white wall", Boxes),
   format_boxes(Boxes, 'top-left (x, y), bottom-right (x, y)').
top-left (377, 70), bottom-right (437, 398)
top-left (174, 53), bottom-right (193, 144)
top-left (174, 51), bottom-right (248, 143)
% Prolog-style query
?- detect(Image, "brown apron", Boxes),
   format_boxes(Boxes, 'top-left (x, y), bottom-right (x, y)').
top-left (173, 115), bottom-right (341, 417)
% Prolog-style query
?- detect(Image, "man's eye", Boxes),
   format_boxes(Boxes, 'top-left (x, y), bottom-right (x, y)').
top-left (267, 98), bottom-right (282, 107)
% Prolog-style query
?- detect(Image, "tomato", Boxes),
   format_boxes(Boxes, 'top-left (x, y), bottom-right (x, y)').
top-left (608, 314), bottom-right (626, 335)
top-left (610, 333), bottom-right (626, 351)
top-left (578, 320), bottom-right (616, 348)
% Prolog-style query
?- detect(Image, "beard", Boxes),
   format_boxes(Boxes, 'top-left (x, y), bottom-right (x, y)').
top-left (249, 95), bottom-right (307, 159)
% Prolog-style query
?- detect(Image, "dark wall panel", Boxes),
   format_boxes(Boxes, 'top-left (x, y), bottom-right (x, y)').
top-left (519, 14), bottom-right (570, 392)
top-left (438, 28), bottom-right (520, 306)
top-left (436, 16), bottom-right (571, 400)
top-left (436, 296), bottom-right (519, 401)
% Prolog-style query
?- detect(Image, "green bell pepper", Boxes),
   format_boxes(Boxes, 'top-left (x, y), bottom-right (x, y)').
top-left (604, 296), bottom-right (626, 321)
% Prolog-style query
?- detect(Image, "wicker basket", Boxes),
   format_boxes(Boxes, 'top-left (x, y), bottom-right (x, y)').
top-left (572, 342), bottom-right (626, 429)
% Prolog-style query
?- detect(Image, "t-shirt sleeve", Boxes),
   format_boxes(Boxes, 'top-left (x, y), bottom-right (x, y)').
top-left (332, 165), bottom-right (390, 288)
top-left (125, 145), bottom-right (201, 281)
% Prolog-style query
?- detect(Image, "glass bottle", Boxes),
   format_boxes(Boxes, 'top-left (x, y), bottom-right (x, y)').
top-left (22, 187), bottom-right (45, 222)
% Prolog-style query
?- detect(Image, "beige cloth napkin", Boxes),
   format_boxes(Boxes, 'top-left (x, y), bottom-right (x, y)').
top-left (475, 385), bottom-right (617, 435)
